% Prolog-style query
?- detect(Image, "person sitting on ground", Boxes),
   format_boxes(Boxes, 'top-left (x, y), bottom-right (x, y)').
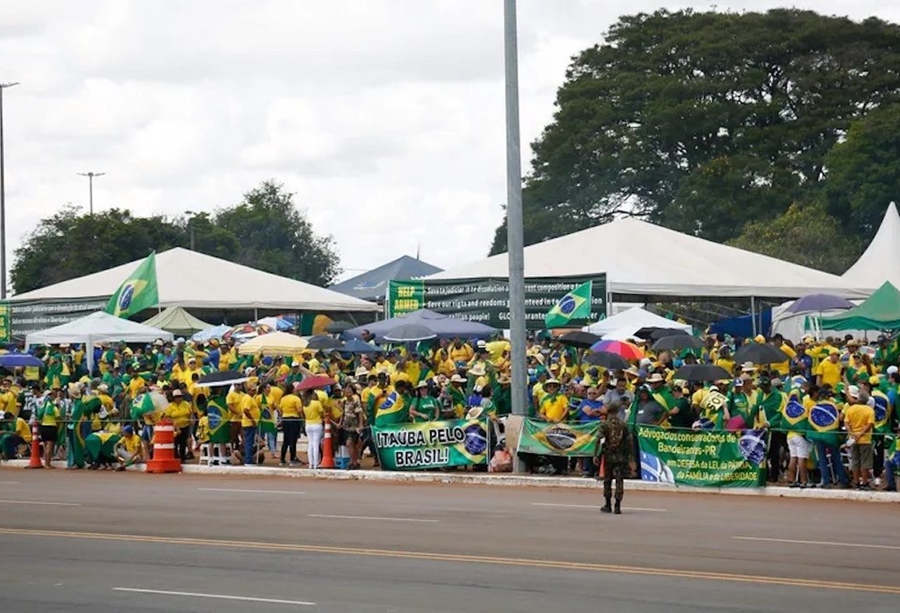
top-left (114, 425), bottom-right (145, 471)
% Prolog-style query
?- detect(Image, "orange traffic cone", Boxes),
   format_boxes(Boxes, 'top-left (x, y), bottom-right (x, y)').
top-left (25, 421), bottom-right (43, 469)
top-left (146, 419), bottom-right (182, 473)
top-left (319, 417), bottom-right (335, 469)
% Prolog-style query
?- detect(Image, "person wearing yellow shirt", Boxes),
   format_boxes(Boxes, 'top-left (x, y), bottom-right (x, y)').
top-left (240, 385), bottom-right (261, 465)
top-left (538, 379), bottom-right (569, 423)
top-left (301, 389), bottom-right (326, 468)
top-left (1, 412), bottom-right (32, 460)
top-left (97, 384), bottom-right (115, 415)
top-left (844, 390), bottom-right (876, 489)
top-left (0, 380), bottom-right (17, 417)
top-left (532, 376), bottom-right (548, 417)
top-left (36, 391), bottom-right (61, 468)
top-left (815, 349), bottom-right (843, 388)
top-left (448, 339), bottom-right (474, 364)
top-left (114, 425), bottom-right (145, 470)
top-left (770, 334), bottom-right (796, 377)
top-left (486, 337), bottom-right (511, 365)
top-left (279, 384), bottom-right (304, 466)
top-left (165, 389), bottom-right (194, 462)
top-left (226, 384), bottom-right (245, 449)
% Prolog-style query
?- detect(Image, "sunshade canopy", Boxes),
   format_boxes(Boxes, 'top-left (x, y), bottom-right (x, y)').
top-left (820, 282), bottom-right (900, 331)
top-left (12, 248), bottom-right (379, 312)
top-left (142, 307), bottom-right (213, 337)
top-left (345, 309), bottom-right (496, 341)
top-left (329, 255), bottom-right (443, 301)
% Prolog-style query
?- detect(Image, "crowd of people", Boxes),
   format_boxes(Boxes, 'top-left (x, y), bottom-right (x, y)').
top-left (0, 329), bottom-right (896, 491)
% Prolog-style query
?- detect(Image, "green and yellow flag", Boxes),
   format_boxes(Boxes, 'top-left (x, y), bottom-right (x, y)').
top-left (544, 281), bottom-right (592, 328)
top-left (105, 252), bottom-right (159, 318)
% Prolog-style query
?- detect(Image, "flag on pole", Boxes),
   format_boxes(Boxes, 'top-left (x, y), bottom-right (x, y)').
top-left (105, 252), bottom-right (159, 318)
top-left (544, 281), bottom-right (592, 328)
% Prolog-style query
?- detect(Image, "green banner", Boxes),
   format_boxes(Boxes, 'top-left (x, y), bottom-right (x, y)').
top-left (0, 302), bottom-right (10, 343)
top-left (386, 275), bottom-right (607, 330)
top-left (7, 298), bottom-right (110, 337)
top-left (372, 418), bottom-right (489, 470)
top-left (517, 418), bottom-right (599, 457)
top-left (637, 426), bottom-right (768, 488)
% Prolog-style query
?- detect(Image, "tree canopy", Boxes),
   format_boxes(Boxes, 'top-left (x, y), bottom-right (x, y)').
top-left (11, 180), bottom-right (341, 294)
top-left (490, 8), bottom-right (900, 260)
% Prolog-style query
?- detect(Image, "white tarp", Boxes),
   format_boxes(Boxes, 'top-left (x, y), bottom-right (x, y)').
top-left (427, 217), bottom-right (868, 299)
top-left (842, 202), bottom-right (900, 292)
top-left (584, 306), bottom-right (692, 337)
top-left (11, 248), bottom-right (379, 313)
top-left (26, 311), bottom-right (174, 372)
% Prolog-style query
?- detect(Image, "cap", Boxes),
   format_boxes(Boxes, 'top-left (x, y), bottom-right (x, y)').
top-left (733, 378), bottom-right (744, 387)
top-left (123, 425), bottom-right (134, 434)
top-left (888, 366), bottom-right (899, 375)
top-left (829, 348), bottom-right (840, 356)
top-left (545, 378), bottom-right (561, 385)
top-left (172, 389), bottom-right (183, 397)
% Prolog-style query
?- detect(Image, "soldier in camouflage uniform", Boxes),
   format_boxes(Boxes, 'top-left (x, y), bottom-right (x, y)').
top-left (594, 404), bottom-right (635, 515)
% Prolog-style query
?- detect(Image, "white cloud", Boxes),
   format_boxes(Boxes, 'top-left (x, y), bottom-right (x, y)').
top-left (0, 0), bottom-right (898, 289)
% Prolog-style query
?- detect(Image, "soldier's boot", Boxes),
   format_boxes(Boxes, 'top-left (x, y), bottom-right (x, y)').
top-left (614, 501), bottom-right (622, 515)
top-left (600, 496), bottom-right (612, 513)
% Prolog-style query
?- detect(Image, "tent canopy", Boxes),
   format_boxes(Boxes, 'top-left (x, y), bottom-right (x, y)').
top-left (842, 203), bottom-right (900, 291)
top-left (26, 312), bottom-right (173, 371)
top-left (12, 248), bottom-right (379, 312)
top-left (427, 217), bottom-right (867, 299)
top-left (329, 255), bottom-right (443, 302)
top-left (585, 307), bottom-right (692, 337)
top-left (345, 309), bottom-right (496, 341)
top-left (820, 282), bottom-right (900, 331)
top-left (142, 307), bottom-right (213, 337)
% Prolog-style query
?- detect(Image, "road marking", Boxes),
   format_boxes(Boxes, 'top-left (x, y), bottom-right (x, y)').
top-left (112, 587), bottom-right (315, 606)
top-left (307, 513), bottom-right (439, 523)
top-left (530, 502), bottom-right (667, 512)
top-left (198, 488), bottom-right (305, 495)
top-left (3, 528), bottom-right (899, 595)
top-left (0, 500), bottom-right (80, 507)
top-left (0, 481), bottom-right (20, 484)
top-left (734, 536), bottom-right (900, 551)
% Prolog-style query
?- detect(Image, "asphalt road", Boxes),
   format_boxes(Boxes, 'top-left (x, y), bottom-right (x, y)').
top-left (0, 468), bottom-right (898, 613)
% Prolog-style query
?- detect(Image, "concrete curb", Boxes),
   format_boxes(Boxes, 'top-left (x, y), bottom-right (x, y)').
top-left (4, 459), bottom-right (898, 503)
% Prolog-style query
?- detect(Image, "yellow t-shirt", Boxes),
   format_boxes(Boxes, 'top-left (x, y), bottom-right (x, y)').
top-left (40, 403), bottom-right (60, 426)
top-left (121, 433), bottom-right (142, 455)
top-left (165, 400), bottom-right (193, 429)
top-left (226, 390), bottom-right (244, 423)
top-left (128, 377), bottom-right (144, 400)
top-left (532, 382), bottom-right (546, 405)
top-left (303, 399), bottom-right (325, 425)
top-left (196, 416), bottom-right (209, 444)
top-left (715, 359), bottom-right (735, 377)
top-left (815, 359), bottom-right (843, 388)
top-left (843, 403), bottom-right (875, 444)
top-left (449, 344), bottom-right (474, 363)
top-left (240, 394), bottom-right (260, 428)
top-left (773, 343), bottom-right (796, 376)
top-left (486, 340), bottom-right (510, 364)
top-left (280, 394), bottom-right (302, 419)
top-left (15, 417), bottom-right (32, 443)
top-left (539, 394), bottom-right (569, 422)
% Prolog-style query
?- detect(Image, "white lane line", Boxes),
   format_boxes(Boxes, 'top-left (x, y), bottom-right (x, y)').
top-left (530, 502), bottom-right (667, 512)
top-left (734, 536), bottom-right (900, 551)
top-left (0, 499), bottom-right (80, 507)
top-left (198, 488), bottom-right (305, 495)
top-left (112, 587), bottom-right (315, 606)
top-left (0, 481), bottom-right (20, 485)
top-left (307, 513), bottom-right (439, 523)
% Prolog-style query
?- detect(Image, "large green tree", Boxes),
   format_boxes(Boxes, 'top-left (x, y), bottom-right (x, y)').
top-left (11, 180), bottom-right (341, 294)
top-left (727, 203), bottom-right (862, 275)
top-left (215, 181), bottom-right (340, 287)
top-left (490, 9), bottom-right (900, 254)
top-left (823, 104), bottom-right (900, 239)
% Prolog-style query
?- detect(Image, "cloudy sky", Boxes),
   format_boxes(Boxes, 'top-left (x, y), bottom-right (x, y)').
top-left (2, 0), bottom-right (898, 287)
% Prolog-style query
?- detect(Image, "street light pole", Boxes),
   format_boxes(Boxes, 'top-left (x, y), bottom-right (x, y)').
top-left (77, 171), bottom-right (105, 215)
top-left (0, 82), bottom-right (20, 300)
top-left (503, 0), bottom-right (528, 472)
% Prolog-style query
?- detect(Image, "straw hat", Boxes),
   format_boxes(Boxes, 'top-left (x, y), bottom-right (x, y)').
top-left (466, 406), bottom-right (485, 420)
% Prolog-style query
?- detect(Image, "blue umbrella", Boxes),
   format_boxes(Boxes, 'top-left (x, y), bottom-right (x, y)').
top-left (786, 294), bottom-right (855, 314)
top-left (192, 324), bottom-right (231, 343)
top-left (340, 338), bottom-right (381, 354)
top-left (0, 353), bottom-right (44, 368)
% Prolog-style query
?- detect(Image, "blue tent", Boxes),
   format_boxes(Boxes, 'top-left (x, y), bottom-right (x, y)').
top-left (709, 309), bottom-right (772, 340)
top-left (344, 309), bottom-right (496, 341)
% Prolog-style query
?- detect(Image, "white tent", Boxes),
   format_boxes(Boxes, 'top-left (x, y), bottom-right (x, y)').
top-left (142, 307), bottom-right (213, 337)
top-left (584, 306), bottom-right (692, 337)
top-left (11, 248), bottom-right (379, 313)
top-left (26, 312), bottom-right (174, 372)
top-left (427, 217), bottom-right (868, 299)
top-left (842, 202), bottom-right (900, 291)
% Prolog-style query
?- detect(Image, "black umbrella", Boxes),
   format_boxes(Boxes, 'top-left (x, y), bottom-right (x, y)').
top-left (733, 343), bottom-right (789, 365)
top-left (325, 321), bottom-right (354, 334)
top-left (583, 351), bottom-right (630, 370)
top-left (306, 335), bottom-right (344, 350)
top-left (196, 370), bottom-right (251, 388)
top-left (383, 324), bottom-right (437, 343)
top-left (557, 330), bottom-right (603, 349)
top-left (652, 335), bottom-right (704, 352)
top-left (673, 364), bottom-right (732, 382)
top-left (340, 338), bottom-right (381, 354)
top-left (635, 326), bottom-right (690, 341)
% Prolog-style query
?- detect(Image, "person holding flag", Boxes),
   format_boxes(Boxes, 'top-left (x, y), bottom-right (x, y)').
top-left (545, 281), bottom-right (592, 328)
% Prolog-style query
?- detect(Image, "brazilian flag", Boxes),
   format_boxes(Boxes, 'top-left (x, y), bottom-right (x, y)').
top-left (105, 252), bottom-right (159, 318)
top-left (544, 281), bottom-right (592, 328)
top-left (781, 399), bottom-right (809, 432)
top-left (207, 393), bottom-right (231, 444)
top-left (807, 401), bottom-right (842, 445)
top-left (871, 390), bottom-right (892, 434)
top-left (259, 394), bottom-right (277, 436)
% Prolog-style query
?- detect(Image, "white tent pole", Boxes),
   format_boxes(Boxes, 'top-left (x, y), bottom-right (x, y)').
top-left (86, 334), bottom-right (93, 375)
top-left (750, 297), bottom-right (757, 336)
